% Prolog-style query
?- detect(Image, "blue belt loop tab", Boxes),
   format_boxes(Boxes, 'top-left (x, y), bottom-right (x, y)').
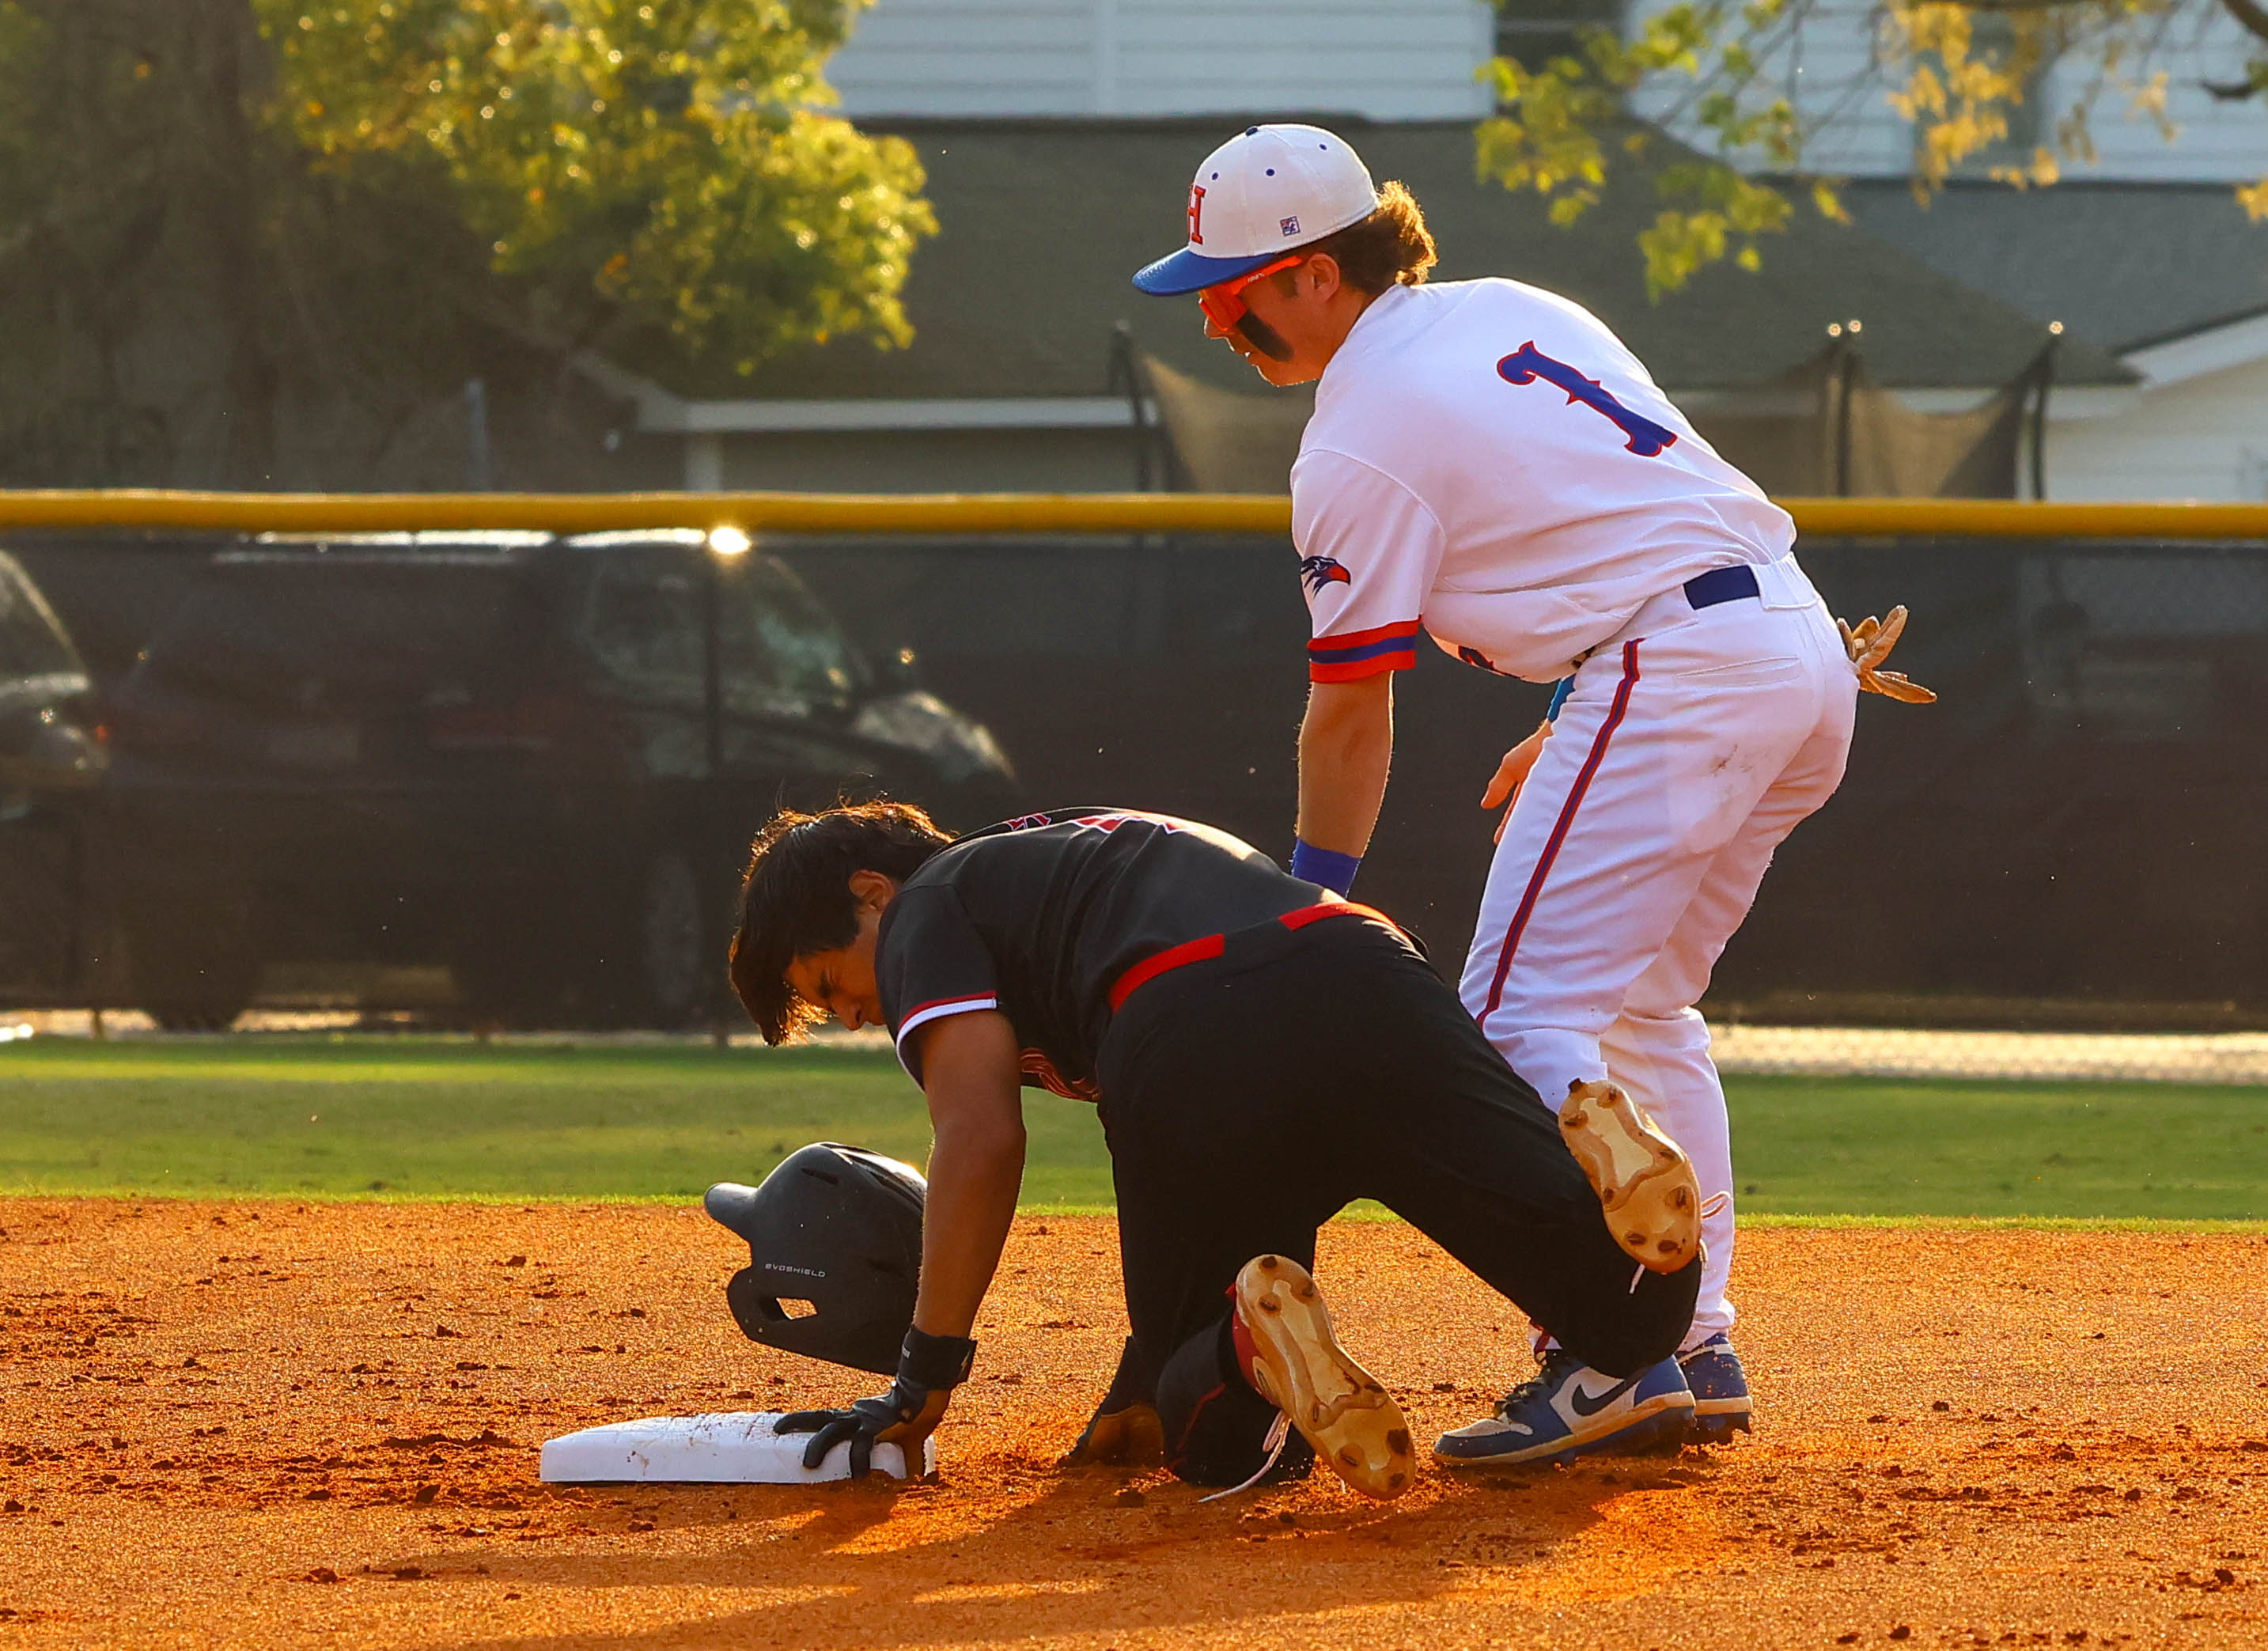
top-left (1683, 563), bottom-right (1761, 610)
top-left (1544, 676), bottom-right (1575, 723)
top-left (1289, 838), bottom-right (1362, 896)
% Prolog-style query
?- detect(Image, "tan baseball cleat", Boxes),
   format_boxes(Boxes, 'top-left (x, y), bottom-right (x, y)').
top-left (1559, 1080), bottom-right (1702, 1273)
top-left (1232, 1254), bottom-right (1413, 1500)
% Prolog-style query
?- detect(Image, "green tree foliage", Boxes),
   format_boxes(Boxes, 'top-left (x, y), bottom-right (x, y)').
top-left (263, 0), bottom-right (934, 376)
top-left (1479, 0), bottom-right (2268, 297)
top-left (0, 0), bottom-right (928, 484)
top-left (0, 1), bottom-right (284, 482)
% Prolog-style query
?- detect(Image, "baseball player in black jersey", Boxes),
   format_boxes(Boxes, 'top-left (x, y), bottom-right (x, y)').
top-left (729, 801), bottom-right (1703, 1498)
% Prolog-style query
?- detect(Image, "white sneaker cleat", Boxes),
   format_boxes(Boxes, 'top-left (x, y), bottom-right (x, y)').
top-left (1434, 1349), bottom-right (1694, 1467)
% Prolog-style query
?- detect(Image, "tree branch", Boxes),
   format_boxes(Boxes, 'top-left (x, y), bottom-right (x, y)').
top-left (2217, 0), bottom-right (2268, 47)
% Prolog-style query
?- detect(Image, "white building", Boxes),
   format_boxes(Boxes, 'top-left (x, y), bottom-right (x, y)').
top-left (1623, 0), bottom-right (2268, 499)
top-left (824, 0), bottom-right (1498, 121)
top-left (604, 0), bottom-right (2259, 499)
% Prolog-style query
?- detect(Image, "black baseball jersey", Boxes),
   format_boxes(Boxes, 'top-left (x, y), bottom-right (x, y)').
top-left (876, 808), bottom-right (1321, 1099)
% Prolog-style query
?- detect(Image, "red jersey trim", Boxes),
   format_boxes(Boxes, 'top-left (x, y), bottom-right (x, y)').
top-left (1308, 650), bottom-right (1415, 683)
top-left (1309, 618), bottom-right (1422, 652)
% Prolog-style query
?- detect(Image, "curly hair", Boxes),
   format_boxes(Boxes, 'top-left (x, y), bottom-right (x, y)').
top-left (1299, 180), bottom-right (1437, 297)
top-left (729, 801), bottom-right (954, 1044)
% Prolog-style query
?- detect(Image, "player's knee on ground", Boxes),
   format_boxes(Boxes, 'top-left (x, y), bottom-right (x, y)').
top-left (1153, 1316), bottom-right (1316, 1487)
top-left (1547, 1252), bottom-right (1703, 1377)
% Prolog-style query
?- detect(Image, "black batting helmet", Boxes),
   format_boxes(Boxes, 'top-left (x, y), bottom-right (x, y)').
top-left (704, 1142), bottom-right (926, 1376)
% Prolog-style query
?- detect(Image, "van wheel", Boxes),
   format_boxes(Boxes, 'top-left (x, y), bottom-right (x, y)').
top-left (449, 930), bottom-right (569, 1030)
top-left (126, 892), bottom-right (259, 1033)
top-left (638, 850), bottom-right (709, 1026)
top-left (579, 848), bottom-right (714, 1028)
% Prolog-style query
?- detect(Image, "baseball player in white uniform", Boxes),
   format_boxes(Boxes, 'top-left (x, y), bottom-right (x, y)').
top-left (1131, 125), bottom-right (1929, 1467)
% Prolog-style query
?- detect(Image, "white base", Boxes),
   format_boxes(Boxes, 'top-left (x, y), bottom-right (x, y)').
top-left (539, 1412), bottom-right (934, 1484)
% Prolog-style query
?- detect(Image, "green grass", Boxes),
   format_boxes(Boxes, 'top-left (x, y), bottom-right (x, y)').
top-left (1725, 1074), bottom-right (2268, 1220)
top-left (1, 1040), bottom-right (2265, 1221)
top-left (0, 1038), bottom-right (1107, 1206)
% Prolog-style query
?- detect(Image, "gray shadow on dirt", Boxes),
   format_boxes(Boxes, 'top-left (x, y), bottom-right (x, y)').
top-left (388, 1454), bottom-right (1725, 1650)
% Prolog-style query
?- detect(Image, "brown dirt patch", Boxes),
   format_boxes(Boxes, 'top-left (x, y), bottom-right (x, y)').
top-left (2, 1201), bottom-right (2266, 1648)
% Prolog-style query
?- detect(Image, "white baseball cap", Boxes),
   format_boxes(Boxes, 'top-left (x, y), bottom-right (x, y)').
top-left (1131, 124), bottom-right (1380, 296)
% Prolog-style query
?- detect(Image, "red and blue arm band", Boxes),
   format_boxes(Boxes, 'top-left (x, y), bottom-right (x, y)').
top-left (1307, 619), bottom-right (1420, 683)
top-left (1545, 676), bottom-right (1574, 722)
top-left (1289, 839), bottom-right (1362, 896)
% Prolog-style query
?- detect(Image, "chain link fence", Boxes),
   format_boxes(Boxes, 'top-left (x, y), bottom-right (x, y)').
top-left (5, 521), bottom-right (2267, 1074)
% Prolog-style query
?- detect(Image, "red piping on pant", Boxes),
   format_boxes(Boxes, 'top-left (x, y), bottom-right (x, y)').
top-left (1168, 1382), bottom-right (1229, 1471)
top-left (1481, 638), bottom-right (1643, 1019)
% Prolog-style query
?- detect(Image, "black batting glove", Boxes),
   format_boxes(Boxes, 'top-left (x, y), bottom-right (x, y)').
top-left (773, 1326), bottom-right (975, 1477)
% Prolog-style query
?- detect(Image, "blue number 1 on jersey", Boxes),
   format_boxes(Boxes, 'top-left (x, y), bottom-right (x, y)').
top-left (1497, 343), bottom-right (1679, 458)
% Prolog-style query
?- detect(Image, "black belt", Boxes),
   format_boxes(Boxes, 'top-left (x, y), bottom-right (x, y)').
top-left (1683, 563), bottom-right (1760, 609)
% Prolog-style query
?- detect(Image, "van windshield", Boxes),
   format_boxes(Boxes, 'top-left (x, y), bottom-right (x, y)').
top-left (718, 555), bottom-right (868, 702)
top-left (0, 558), bottom-right (80, 678)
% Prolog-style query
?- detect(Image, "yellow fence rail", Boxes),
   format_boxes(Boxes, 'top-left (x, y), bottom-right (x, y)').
top-left (3, 490), bottom-right (2268, 540)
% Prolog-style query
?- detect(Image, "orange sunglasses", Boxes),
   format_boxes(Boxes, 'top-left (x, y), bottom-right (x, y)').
top-left (1197, 254), bottom-right (1305, 332)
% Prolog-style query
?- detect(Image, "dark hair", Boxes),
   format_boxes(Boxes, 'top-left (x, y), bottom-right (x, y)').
top-left (729, 801), bottom-right (953, 1044)
top-left (1298, 180), bottom-right (1437, 297)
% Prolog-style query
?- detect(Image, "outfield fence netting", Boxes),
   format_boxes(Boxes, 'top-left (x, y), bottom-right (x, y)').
top-left (4, 498), bottom-right (2267, 1080)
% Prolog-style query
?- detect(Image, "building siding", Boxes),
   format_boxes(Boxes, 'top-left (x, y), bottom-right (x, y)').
top-left (2048, 357), bottom-right (2268, 502)
top-left (825, 0), bottom-right (1497, 119)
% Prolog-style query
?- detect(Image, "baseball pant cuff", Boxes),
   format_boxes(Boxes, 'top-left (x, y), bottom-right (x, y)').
top-left (1489, 1027), bottom-right (1606, 1115)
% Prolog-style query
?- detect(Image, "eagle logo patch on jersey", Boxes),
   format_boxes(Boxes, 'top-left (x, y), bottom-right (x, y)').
top-left (1299, 555), bottom-right (1353, 593)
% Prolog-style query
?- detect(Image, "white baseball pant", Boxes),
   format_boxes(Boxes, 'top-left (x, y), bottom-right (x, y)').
top-left (1458, 555), bottom-right (1857, 1349)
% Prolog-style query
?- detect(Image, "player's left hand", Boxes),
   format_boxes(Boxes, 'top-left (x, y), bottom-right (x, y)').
top-left (1837, 605), bottom-right (1938, 703)
top-left (1062, 1400), bottom-right (1165, 1467)
top-left (1481, 721), bottom-right (1552, 843)
top-left (1060, 1334), bottom-right (1165, 1467)
top-left (773, 1327), bottom-right (974, 1477)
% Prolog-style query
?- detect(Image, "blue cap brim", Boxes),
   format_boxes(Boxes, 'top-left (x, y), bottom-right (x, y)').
top-left (1130, 246), bottom-right (1285, 296)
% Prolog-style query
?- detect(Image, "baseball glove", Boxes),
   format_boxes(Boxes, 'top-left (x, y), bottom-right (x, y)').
top-left (1837, 605), bottom-right (1937, 703)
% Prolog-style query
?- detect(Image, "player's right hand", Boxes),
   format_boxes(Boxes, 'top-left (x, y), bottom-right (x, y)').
top-left (773, 1326), bottom-right (975, 1477)
top-left (1481, 721), bottom-right (1552, 843)
top-left (774, 1384), bottom-right (950, 1477)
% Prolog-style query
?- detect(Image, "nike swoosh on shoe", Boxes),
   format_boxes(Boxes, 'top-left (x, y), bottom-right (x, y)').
top-left (1566, 1375), bottom-right (1643, 1418)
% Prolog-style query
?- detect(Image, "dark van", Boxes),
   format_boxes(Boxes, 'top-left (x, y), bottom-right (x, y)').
top-left (104, 530), bottom-right (1016, 1028)
top-left (0, 551), bottom-right (108, 1005)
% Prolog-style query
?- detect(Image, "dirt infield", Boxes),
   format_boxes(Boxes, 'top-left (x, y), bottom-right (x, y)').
top-left (3, 1202), bottom-right (2266, 1649)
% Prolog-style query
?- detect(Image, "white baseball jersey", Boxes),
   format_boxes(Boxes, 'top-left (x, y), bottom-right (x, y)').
top-left (1292, 278), bottom-right (1795, 686)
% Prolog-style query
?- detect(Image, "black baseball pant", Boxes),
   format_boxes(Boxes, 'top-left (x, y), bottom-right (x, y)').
top-left (1092, 910), bottom-right (1700, 1485)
